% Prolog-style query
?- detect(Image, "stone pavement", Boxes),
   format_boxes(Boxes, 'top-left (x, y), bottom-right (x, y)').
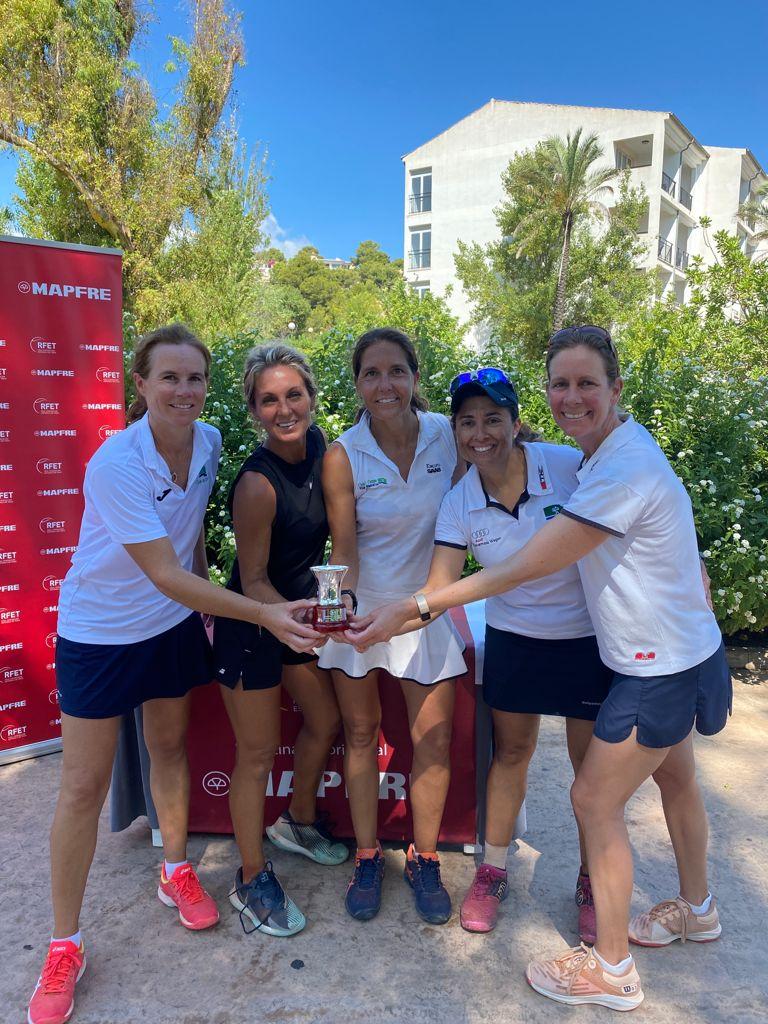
top-left (2, 673), bottom-right (767, 1024)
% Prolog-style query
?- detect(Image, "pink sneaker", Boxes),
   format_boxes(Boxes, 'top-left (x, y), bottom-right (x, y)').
top-left (526, 943), bottom-right (644, 1011)
top-left (629, 896), bottom-right (721, 947)
top-left (460, 863), bottom-right (508, 932)
top-left (157, 863), bottom-right (219, 930)
top-left (576, 869), bottom-right (596, 944)
top-left (27, 939), bottom-right (86, 1024)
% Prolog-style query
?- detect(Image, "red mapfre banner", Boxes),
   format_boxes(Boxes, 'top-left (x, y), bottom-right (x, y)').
top-left (0, 237), bottom-right (123, 764)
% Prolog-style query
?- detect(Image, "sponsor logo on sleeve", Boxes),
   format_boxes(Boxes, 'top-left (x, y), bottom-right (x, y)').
top-left (543, 503), bottom-right (563, 520)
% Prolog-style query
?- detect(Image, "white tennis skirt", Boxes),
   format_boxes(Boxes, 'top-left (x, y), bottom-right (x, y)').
top-left (317, 589), bottom-right (468, 686)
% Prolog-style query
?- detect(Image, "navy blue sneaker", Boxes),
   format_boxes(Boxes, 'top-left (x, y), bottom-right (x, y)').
top-left (403, 845), bottom-right (452, 925)
top-left (229, 864), bottom-right (306, 936)
top-left (345, 848), bottom-right (385, 921)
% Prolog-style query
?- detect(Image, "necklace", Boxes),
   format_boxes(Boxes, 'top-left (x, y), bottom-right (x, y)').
top-left (155, 437), bottom-right (193, 484)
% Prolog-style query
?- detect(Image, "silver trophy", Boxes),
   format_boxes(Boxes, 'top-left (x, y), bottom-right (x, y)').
top-left (310, 564), bottom-right (350, 632)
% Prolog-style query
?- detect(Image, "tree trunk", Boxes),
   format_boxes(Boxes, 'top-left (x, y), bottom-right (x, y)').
top-left (552, 210), bottom-right (572, 333)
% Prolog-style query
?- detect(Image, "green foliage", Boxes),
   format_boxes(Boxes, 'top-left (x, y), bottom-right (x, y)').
top-left (455, 155), bottom-right (652, 355)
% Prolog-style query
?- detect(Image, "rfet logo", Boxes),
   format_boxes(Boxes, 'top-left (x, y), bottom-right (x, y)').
top-left (0, 550), bottom-right (17, 564)
top-left (0, 666), bottom-right (24, 684)
top-left (96, 367), bottom-right (121, 383)
top-left (0, 724), bottom-right (28, 743)
top-left (49, 688), bottom-right (60, 706)
top-left (39, 518), bottom-right (66, 535)
top-left (43, 576), bottom-right (64, 592)
top-left (30, 337), bottom-right (57, 354)
top-left (98, 425), bottom-right (122, 441)
top-left (202, 771), bottom-right (231, 797)
top-left (33, 399), bottom-right (61, 415)
top-left (36, 459), bottom-right (63, 475)
top-left (634, 651), bottom-right (656, 661)
top-left (0, 369), bottom-right (7, 381)
top-left (0, 609), bottom-right (21, 624)
top-left (45, 632), bottom-right (57, 649)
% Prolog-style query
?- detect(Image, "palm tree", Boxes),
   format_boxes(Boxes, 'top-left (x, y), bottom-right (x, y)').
top-left (509, 129), bottom-right (618, 332)
top-left (740, 181), bottom-right (768, 247)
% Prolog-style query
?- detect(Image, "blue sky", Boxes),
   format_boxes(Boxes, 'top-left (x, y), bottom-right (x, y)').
top-left (2, 0), bottom-right (766, 260)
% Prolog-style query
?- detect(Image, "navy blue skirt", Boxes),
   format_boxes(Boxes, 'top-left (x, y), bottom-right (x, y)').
top-left (482, 625), bottom-right (612, 720)
top-left (56, 612), bottom-right (214, 719)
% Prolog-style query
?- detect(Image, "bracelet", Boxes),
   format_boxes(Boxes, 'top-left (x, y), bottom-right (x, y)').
top-left (413, 592), bottom-right (431, 622)
top-left (341, 589), bottom-right (358, 614)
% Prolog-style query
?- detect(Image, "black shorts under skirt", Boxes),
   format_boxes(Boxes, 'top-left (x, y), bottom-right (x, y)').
top-left (212, 615), bottom-right (316, 691)
top-left (56, 612), bottom-right (214, 720)
top-left (482, 625), bottom-right (612, 720)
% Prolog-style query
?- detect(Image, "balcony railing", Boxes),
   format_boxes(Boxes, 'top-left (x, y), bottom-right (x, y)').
top-left (661, 171), bottom-right (676, 199)
top-left (675, 247), bottom-right (689, 271)
top-left (679, 185), bottom-right (693, 211)
top-left (408, 249), bottom-right (431, 270)
top-left (408, 193), bottom-right (432, 214)
top-left (658, 238), bottom-right (673, 264)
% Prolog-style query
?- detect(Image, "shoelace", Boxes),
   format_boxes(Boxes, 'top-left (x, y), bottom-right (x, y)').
top-left (41, 948), bottom-right (80, 993)
top-left (553, 944), bottom-right (592, 976)
top-left (172, 868), bottom-right (205, 905)
top-left (354, 855), bottom-right (380, 890)
top-left (647, 898), bottom-right (689, 940)
top-left (415, 856), bottom-right (443, 894)
top-left (232, 864), bottom-right (286, 935)
top-left (576, 873), bottom-right (593, 906)
top-left (470, 865), bottom-right (504, 900)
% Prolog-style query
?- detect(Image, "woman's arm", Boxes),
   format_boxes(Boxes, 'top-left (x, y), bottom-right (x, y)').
top-left (322, 442), bottom-right (360, 593)
top-left (350, 513), bottom-right (608, 647)
top-left (231, 471), bottom-right (290, 605)
top-left (123, 536), bottom-right (323, 652)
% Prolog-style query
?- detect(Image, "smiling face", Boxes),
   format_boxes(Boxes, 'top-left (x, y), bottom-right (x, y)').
top-left (250, 364), bottom-right (314, 448)
top-left (547, 345), bottom-right (623, 457)
top-left (453, 395), bottom-right (520, 468)
top-left (355, 340), bottom-right (418, 420)
top-left (134, 343), bottom-right (208, 433)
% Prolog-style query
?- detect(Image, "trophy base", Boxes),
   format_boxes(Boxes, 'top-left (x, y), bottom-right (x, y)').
top-left (311, 606), bottom-right (348, 633)
top-left (313, 620), bottom-right (348, 633)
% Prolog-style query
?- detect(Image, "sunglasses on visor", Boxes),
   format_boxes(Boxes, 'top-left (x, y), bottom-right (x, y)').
top-left (449, 366), bottom-right (510, 396)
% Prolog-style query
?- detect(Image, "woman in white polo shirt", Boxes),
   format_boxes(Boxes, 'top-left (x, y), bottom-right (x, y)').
top-left (319, 327), bottom-right (466, 926)
top-left (352, 326), bottom-right (730, 1012)
top-left (431, 369), bottom-right (611, 938)
top-left (27, 324), bottom-right (324, 1024)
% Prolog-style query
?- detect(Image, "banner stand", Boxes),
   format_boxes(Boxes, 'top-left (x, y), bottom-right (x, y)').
top-left (0, 736), bottom-right (61, 767)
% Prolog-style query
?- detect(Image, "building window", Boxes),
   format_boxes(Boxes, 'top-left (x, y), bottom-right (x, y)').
top-left (409, 170), bottom-right (432, 214)
top-left (615, 149), bottom-right (631, 170)
top-left (411, 282), bottom-right (430, 299)
top-left (409, 228), bottom-right (431, 270)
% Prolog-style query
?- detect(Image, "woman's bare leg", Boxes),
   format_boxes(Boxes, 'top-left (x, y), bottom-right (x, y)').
top-left (484, 711), bottom-right (539, 850)
top-left (142, 695), bottom-right (192, 864)
top-left (332, 669), bottom-right (381, 849)
top-left (565, 717), bottom-right (596, 869)
top-left (282, 662), bottom-right (341, 823)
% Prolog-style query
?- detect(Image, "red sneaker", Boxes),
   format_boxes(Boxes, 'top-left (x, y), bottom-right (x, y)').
top-left (27, 939), bottom-right (85, 1024)
top-left (157, 863), bottom-right (219, 930)
top-left (576, 869), bottom-right (596, 945)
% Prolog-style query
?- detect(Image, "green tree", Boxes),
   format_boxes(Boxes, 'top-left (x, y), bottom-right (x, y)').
top-left (0, 0), bottom-right (246, 315)
top-left (351, 240), bottom-right (404, 290)
top-left (455, 168), bottom-right (650, 355)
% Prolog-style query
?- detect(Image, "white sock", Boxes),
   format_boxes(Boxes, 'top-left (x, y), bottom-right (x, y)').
top-left (51, 931), bottom-right (81, 948)
top-left (594, 948), bottom-right (633, 975)
top-left (683, 891), bottom-right (712, 915)
top-left (482, 842), bottom-right (508, 871)
top-left (164, 859), bottom-right (188, 878)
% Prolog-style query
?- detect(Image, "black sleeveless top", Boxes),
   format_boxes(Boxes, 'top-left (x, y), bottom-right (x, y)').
top-left (226, 424), bottom-right (328, 601)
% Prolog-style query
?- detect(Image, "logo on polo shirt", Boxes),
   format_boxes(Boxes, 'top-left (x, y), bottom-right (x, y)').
top-left (197, 465), bottom-right (208, 481)
top-left (426, 463), bottom-right (442, 474)
top-left (634, 651), bottom-right (656, 661)
top-left (543, 503), bottom-right (563, 520)
top-left (471, 528), bottom-right (500, 548)
top-left (358, 477), bottom-right (388, 491)
top-left (538, 466), bottom-right (548, 491)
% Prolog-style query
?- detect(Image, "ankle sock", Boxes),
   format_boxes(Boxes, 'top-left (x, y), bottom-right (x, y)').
top-left (356, 845), bottom-right (380, 860)
top-left (164, 859), bottom-right (188, 879)
top-left (594, 948), bottom-right (633, 975)
top-left (483, 842), bottom-right (508, 870)
top-left (51, 931), bottom-right (81, 948)
top-left (683, 891), bottom-right (712, 915)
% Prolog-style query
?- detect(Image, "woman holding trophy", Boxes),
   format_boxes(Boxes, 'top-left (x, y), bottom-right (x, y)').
top-left (28, 326), bottom-right (323, 1024)
top-left (212, 343), bottom-right (350, 940)
top-left (319, 327), bottom-right (467, 925)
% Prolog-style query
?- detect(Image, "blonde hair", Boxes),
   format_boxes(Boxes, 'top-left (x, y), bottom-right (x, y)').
top-left (128, 323), bottom-right (211, 424)
top-left (242, 342), bottom-right (317, 409)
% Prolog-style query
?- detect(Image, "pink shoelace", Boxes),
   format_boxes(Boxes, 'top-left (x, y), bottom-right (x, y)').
top-left (40, 947), bottom-right (80, 993)
top-left (172, 867), bottom-right (205, 905)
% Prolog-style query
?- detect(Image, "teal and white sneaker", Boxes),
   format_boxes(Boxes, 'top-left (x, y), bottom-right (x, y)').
top-left (266, 811), bottom-right (349, 866)
top-left (229, 864), bottom-right (306, 936)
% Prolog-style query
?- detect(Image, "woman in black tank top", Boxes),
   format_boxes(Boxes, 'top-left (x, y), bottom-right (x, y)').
top-left (212, 344), bottom-right (349, 937)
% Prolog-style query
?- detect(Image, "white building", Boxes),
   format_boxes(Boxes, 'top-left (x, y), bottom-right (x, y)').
top-left (402, 100), bottom-right (766, 337)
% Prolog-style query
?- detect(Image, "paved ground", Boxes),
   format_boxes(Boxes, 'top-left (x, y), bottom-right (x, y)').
top-left (2, 672), bottom-right (767, 1024)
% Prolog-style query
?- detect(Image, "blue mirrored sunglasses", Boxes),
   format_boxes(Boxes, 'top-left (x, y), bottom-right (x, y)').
top-left (449, 366), bottom-right (509, 396)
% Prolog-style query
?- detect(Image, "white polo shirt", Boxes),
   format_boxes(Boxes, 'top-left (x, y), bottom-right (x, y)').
top-left (562, 416), bottom-right (721, 675)
top-left (435, 443), bottom-right (594, 639)
top-left (58, 414), bottom-right (221, 644)
top-left (337, 410), bottom-right (456, 597)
